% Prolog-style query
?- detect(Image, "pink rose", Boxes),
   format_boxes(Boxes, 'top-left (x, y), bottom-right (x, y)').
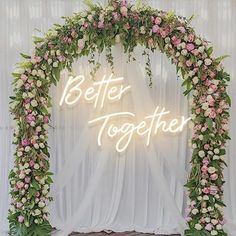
top-left (201, 165), bottom-right (208, 173)
top-left (29, 160), bottom-right (35, 167)
top-left (204, 144), bottom-right (210, 150)
top-left (186, 60), bottom-right (192, 67)
top-left (112, 12), bottom-right (120, 21)
top-left (205, 223), bottom-right (213, 231)
top-left (202, 187), bottom-right (210, 194)
top-left (171, 36), bottom-right (181, 47)
top-left (177, 26), bottom-right (186, 33)
top-left (20, 74), bottom-right (28, 81)
top-left (21, 139), bottom-right (30, 146)
top-left (196, 108), bottom-right (201, 114)
top-left (25, 177), bottom-right (31, 183)
top-left (57, 55), bottom-right (65, 62)
top-left (186, 43), bottom-right (195, 51)
top-left (209, 109), bottom-right (216, 119)
top-left (18, 215), bottom-right (24, 223)
top-left (43, 115), bottom-right (49, 123)
top-left (160, 29), bottom-right (167, 38)
top-left (152, 25), bottom-right (159, 33)
top-left (16, 181), bottom-right (24, 189)
top-left (98, 21), bottom-right (104, 29)
top-left (26, 113), bottom-right (35, 123)
top-left (155, 17), bottom-right (162, 25)
top-left (210, 185), bottom-right (218, 195)
top-left (121, 0), bottom-right (128, 7)
top-left (210, 173), bottom-right (218, 181)
top-left (16, 202), bottom-right (23, 209)
top-left (192, 49), bottom-right (199, 56)
top-left (188, 34), bottom-right (195, 42)
top-left (24, 83), bottom-right (31, 90)
top-left (203, 158), bottom-right (209, 165)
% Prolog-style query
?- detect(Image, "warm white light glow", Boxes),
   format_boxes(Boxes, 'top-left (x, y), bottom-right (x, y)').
top-left (59, 74), bottom-right (131, 108)
top-left (88, 106), bottom-right (191, 153)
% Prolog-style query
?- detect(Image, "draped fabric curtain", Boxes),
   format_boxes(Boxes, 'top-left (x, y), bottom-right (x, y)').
top-left (0, 1), bottom-right (236, 235)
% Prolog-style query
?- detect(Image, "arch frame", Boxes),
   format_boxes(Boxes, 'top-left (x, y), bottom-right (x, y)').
top-left (9, 1), bottom-right (230, 235)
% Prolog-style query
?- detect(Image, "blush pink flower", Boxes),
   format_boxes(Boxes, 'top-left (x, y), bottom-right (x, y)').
top-left (152, 25), bottom-right (159, 33)
top-left (210, 173), bottom-right (218, 181)
top-left (29, 160), bottom-right (35, 167)
top-left (18, 215), bottom-right (24, 223)
top-left (20, 74), bottom-right (28, 81)
top-left (186, 60), bottom-right (193, 67)
top-left (205, 223), bottom-right (213, 231)
top-left (186, 43), bottom-right (195, 51)
top-left (16, 181), bottom-right (24, 189)
top-left (121, 0), bottom-right (128, 7)
top-left (202, 187), bottom-right (210, 194)
top-left (177, 26), bottom-right (186, 33)
top-left (98, 21), bottom-right (104, 29)
top-left (25, 177), bottom-right (31, 183)
top-left (171, 36), bottom-right (181, 47)
top-left (43, 115), bottom-right (49, 124)
top-left (155, 17), bottom-right (162, 25)
top-left (21, 139), bottom-right (30, 146)
top-left (209, 109), bottom-right (216, 119)
top-left (16, 202), bottom-right (23, 209)
top-left (201, 165), bottom-right (208, 173)
top-left (203, 158), bottom-right (209, 165)
top-left (26, 113), bottom-right (35, 123)
top-left (24, 83), bottom-right (31, 90)
top-left (204, 144), bottom-right (210, 150)
top-left (188, 33), bottom-right (195, 42)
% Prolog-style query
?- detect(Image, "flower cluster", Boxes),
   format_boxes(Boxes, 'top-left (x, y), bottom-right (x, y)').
top-left (9, 0), bottom-right (230, 235)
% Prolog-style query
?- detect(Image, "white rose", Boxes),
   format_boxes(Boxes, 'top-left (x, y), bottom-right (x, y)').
top-left (203, 195), bottom-right (209, 200)
top-left (31, 69), bottom-right (37, 76)
top-left (192, 76), bottom-right (199, 84)
top-left (24, 163), bottom-right (29, 168)
top-left (78, 18), bottom-right (85, 25)
top-left (205, 58), bottom-right (212, 66)
top-left (19, 173), bottom-right (25, 179)
top-left (38, 201), bottom-right (45, 208)
top-left (22, 198), bottom-right (27, 203)
top-left (216, 224), bottom-right (222, 230)
top-left (31, 99), bottom-right (38, 107)
top-left (201, 208), bottom-right (208, 213)
top-left (208, 167), bottom-right (216, 174)
top-left (36, 80), bottom-right (42, 87)
top-left (201, 179), bottom-right (207, 186)
top-left (198, 150), bottom-right (205, 158)
top-left (195, 38), bottom-right (202, 45)
top-left (34, 209), bottom-right (41, 216)
top-left (16, 79), bottom-right (24, 88)
top-left (87, 14), bottom-right (93, 22)
top-left (193, 90), bottom-right (199, 96)
top-left (195, 223), bottom-right (202, 230)
top-left (39, 143), bottom-right (45, 148)
top-left (198, 46), bottom-right (205, 53)
top-left (115, 34), bottom-right (121, 43)
top-left (48, 58), bottom-right (52, 65)
top-left (181, 49), bottom-right (187, 56)
top-left (211, 230), bottom-right (218, 235)
top-left (202, 102), bottom-right (209, 110)
top-left (53, 61), bottom-right (58, 67)
top-left (25, 146), bottom-right (31, 152)
top-left (43, 124), bottom-right (49, 130)
top-left (192, 208), bottom-right (199, 215)
top-left (140, 26), bottom-right (146, 34)
top-left (36, 126), bottom-right (42, 132)
top-left (34, 143), bottom-right (39, 149)
top-left (78, 39), bottom-right (85, 49)
top-left (214, 148), bottom-right (220, 154)
top-left (199, 135), bottom-right (203, 140)
top-left (205, 217), bottom-right (211, 223)
top-left (17, 151), bottom-right (23, 157)
top-left (34, 163), bottom-right (40, 170)
top-left (197, 196), bottom-right (202, 201)
top-left (208, 88), bottom-right (214, 94)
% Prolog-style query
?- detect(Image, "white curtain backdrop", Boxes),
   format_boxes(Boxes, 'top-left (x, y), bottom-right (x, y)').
top-left (0, 1), bottom-right (236, 236)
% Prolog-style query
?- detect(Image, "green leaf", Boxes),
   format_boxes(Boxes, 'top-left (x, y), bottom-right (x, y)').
top-left (206, 118), bottom-right (213, 130)
top-left (214, 55), bottom-right (229, 64)
top-left (26, 221), bottom-right (52, 236)
top-left (20, 53), bottom-right (31, 59)
top-left (33, 36), bottom-right (44, 44)
top-left (206, 47), bottom-right (213, 57)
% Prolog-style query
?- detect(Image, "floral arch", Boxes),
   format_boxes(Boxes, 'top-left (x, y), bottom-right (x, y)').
top-left (9, 0), bottom-right (231, 235)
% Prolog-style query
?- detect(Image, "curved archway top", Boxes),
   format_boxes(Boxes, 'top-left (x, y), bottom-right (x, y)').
top-left (9, 0), bottom-right (230, 235)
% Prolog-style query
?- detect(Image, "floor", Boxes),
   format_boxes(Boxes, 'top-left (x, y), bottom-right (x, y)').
top-left (68, 231), bottom-right (181, 236)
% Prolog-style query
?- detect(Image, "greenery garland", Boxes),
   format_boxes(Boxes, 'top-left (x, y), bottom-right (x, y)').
top-left (9, 0), bottom-right (230, 235)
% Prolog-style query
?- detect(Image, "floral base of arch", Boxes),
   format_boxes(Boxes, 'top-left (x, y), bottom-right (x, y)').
top-left (9, 0), bottom-right (230, 235)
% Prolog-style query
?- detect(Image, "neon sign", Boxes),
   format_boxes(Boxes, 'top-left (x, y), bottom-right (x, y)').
top-left (60, 74), bottom-right (190, 152)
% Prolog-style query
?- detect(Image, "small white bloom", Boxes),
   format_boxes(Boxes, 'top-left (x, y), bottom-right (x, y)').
top-left (48, 58), bottom-right (52, 65)
top-left (201, 179), bottom-right (208, 186)
top-left (193, 90), bottom-right (199, 96)
top-left (211, 230), bottom-right (218, 235)
top-left (31, 69), bottom-right (37, 76)
top-left (201, 208), bottom-right (208, 213)
top-left (31, 99), bottom-right (38, 107)
top-left (25, 146), bottom-right (31, 152)
top-left (216, 224), bottom-right (222, 230)
top-left (87, 14), bottom-right (93, 22)
top-left (17, 151), bottom-right (23, 157)
top-left (24, 163), bottom-right (29, 168)
top-left (195, 223), bottom-right (202, 230)
top-left (53, 61), bottom-right (58, 67)
top-left (34, 143), bottom-right (39, 149)
top-left (38, 201), bottom-right (45, 208)
top-left (192, 208), bottom-right (199, 215)
top-left (34, 209), bottom-right (41, 216)
top-left (205, 58), bottom-right (212, 66)
top-left (202, 102), bottom-right (209, 110)
top-left (214, 148), bottom-right (220, 154)
top-left (181, 49), bottom-right (187, 56)
top-left (208, 167), bottom-right (216, 174)
top-left (199, 135), bottom-right (203, 140)
top-left (198, 46), bottom-right (205, 53)
top-left (22, 198), bottom-right (27, 203)
top-left (34, 163), bottom-right (40, 170)
top-left (36, 80), bottom-right (42, 87)
top-left (140, 26), bottom-right (146, 34)
top-left (197, 196), bottom-right (202, 201)
top-left (192, 76), bottom-right (199, 84)
top-left (198, 150), bottom-right (205, 158)
top-left (39, 143), bottom-right (45, 148)
top-left (195, 38), bottom-right (202, 45)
